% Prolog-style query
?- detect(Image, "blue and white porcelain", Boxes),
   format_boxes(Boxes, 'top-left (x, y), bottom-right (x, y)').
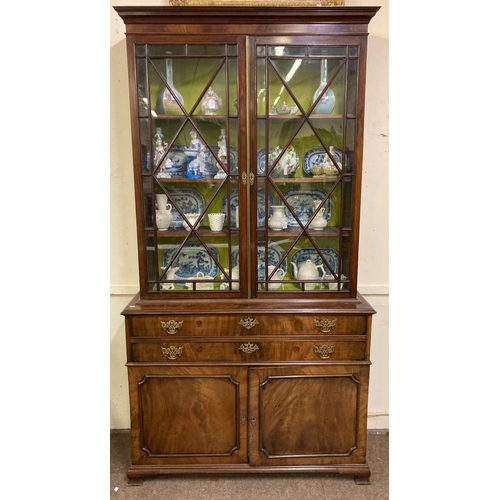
top-left (303, 147), bottom-right (343, 177)
top-left (166, 189), bottom-right (205, 228)
top-left (290, 248), bottom-right (339, 277)
top-left (282, 187), bottom-right (331, 226)
top-left (222, 188), bottom-right (273, 227)
top-left (163, 243), bottom-right (219, 279)
top-left (232, 243), bottom-right (286, 280)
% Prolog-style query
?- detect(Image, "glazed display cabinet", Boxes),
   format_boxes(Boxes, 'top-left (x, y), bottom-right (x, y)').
top-left (115, 5), bottom-right (379, 485)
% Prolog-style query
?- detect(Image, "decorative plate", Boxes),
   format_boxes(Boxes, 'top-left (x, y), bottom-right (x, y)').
top-left (222, 188), bottom-right (274, 227)
top-left (232, 243), bottom-right (286, 280)
top-left (290, 248), bottom-right (339, 278)
top-left (257, 146), bottom-right (300, 177)
top-left (204, 145), bottom-right (238, 177)
top-left (282, 187), bottom-right (331, 226)
top-left (163, 243), bottom-right (219, 279)
top-left (165, 189), bottom-right (205, 228)
top-left (303, 147), bottom-right (343, 177)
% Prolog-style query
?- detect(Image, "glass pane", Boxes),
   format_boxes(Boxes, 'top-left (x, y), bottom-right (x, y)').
top-left (309, 46), bottom-right (347, 57)
top-left (136, 42), bottom-right (242, 295)
top-left (258, 42), bottom-right (351, 294)
top-left (347, 58), bottom-right (358, 116)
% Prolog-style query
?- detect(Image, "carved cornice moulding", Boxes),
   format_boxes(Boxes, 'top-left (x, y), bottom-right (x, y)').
top-left (169, 1), bottom-right (345, 6)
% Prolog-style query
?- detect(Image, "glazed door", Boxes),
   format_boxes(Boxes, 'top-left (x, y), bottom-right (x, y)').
top-left (249, 37), bottom-right (366, 297)
top-left (128, 366), bottom-right (248, 465)
top-left (248, 365), bottom-right (370, 466)
top-left (130, 37), bottom-right (248, 298)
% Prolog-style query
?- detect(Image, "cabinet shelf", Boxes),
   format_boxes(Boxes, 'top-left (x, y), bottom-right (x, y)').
top-left (262, 113), bottom-right (347, 120)
top-left (261, 227), bottom-right (350, 237)
top-left (150, 228), bottom-right (238, 237)
top-left (153, 114), bottom-right (237, 120)
top-left (154, 177), bottom-right (229, 184)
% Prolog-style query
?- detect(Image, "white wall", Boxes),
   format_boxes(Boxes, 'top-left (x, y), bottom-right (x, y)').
top-left (109, 0), bottom-right (389, 430)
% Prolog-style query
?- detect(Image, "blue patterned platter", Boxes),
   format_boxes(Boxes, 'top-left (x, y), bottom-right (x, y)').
top-left (163, 243), bottom-right (219, 279)
top-left (282, 187), bottom-right (331, 226)
top-left (303, 147), bottom-right (343, 177)
top-left (290, 248), bottom-right (339, 278)
top-left (232, 243), bottom-right (286, 280)
top-left (222, 188), bottom-right (274, 227)
top-left (165, 189), bottom-right (205, 228)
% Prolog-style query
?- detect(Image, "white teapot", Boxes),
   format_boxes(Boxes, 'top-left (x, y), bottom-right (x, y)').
top-left (291, 259), bottom-right (326, 290)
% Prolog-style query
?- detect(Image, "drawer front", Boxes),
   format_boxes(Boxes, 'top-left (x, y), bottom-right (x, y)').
top-left (128, 314), bottom-right (367, 338)
top-left (130, 340), bottom-right (366, 362)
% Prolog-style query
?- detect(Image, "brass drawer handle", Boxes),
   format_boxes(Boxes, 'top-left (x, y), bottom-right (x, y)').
top-left (315, 318), bottom-right (337, 333)
top-left (239, 317), bottom-right (259, 330)
top-left (239, 342), bottom-right (259, 355)
top-left (161, 345), bottom-right (184, 360)
top-left (314, 345), bottom-right (335, 359)
top-left (161, 320), bottom-right (183, 335)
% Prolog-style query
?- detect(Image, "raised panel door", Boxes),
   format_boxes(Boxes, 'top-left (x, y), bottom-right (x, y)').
top-left (248, 365), bottom-right (369, 466)
top-left (128, 366), bottom-right (248, 465)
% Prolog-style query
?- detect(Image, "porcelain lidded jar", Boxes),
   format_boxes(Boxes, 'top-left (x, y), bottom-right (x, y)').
top-left (268, 205), bottom-right (287, 231)
top-left (201, 86), bottom-right (222, 115)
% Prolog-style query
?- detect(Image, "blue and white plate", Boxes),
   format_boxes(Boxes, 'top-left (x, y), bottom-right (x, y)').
top-left (282, 187), bottom-right (331, 226)
top-left (166, 189), bottom-right (205, 228)
top-left (303, 147), bottom-right (343, 177)
top-left (290, 248), bottom-right (339, 278)
top-left (232, 243), bottom-right (286, 280)
top-left (163, 243), bottom-right (219, 279)
top-left (222, 188), bottom-right (274, 227)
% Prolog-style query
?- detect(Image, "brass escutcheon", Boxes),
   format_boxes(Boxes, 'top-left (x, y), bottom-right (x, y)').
top-left (315, 318), bottom-right (337, 333)
top-left (242, 172), bottom-right (247, 185)
top-left (161, 345), bottom-right (184, 360)
top-left (239, 317), bottom-right (259, 330)
top-left (314, 345), bottom-right (335, 359)
top-left (249, 172), bottom-right (255, 186)
top-left (239, 342), bottom-right (260, 355)
top-left (161, 320), bottom-right (183, 335)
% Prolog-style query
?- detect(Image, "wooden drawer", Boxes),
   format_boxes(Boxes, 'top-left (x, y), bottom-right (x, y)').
top-left (130, 339), bottom-right (366, 362)
top-left (128, 314), bottom-right (367, 338)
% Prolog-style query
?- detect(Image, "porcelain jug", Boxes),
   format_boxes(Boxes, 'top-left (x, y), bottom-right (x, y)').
top-left (268, 266), bottom-right (285, 290)
top-left (268, 205), bottom-right (287, 231)
top-left (156, 203), bottom-right (173, 229)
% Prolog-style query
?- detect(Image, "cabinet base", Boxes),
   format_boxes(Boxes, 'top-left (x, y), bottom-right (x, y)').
top-left (127, 464), bottom-right (371, 486)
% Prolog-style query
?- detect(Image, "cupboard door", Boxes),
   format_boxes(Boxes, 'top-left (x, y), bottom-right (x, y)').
top-left (248, 365), bottom-right (369, 466)
top-left (128, 366), bottom-right (248, 465)
top-left (133, 40), bottom-right (248, 297)
top-left (250, 39), bottom-right (363, 297)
